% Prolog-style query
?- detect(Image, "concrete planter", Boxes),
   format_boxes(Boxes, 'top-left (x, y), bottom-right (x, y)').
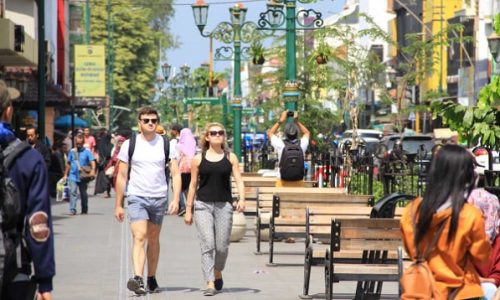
top-left (230, 212), bottom-right (247, 242)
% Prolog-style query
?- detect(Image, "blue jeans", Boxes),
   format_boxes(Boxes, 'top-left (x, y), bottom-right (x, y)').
top-left (69, 179), bottom-right (89, 214)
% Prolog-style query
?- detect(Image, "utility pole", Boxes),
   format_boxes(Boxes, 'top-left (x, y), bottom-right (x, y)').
top-left (37, 0), bottom-right (46, 140)
top-left (107, 0), bottom-right (115, 130)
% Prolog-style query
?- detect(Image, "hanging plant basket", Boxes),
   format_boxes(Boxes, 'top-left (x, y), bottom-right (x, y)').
top-left (252, 55), bottom-right (265, 65)
top-left (315, 54), bottom-right (328, 65)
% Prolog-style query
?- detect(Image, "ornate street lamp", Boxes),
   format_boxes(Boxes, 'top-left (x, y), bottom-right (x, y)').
top-left (161, 63), bottom-right (171, 81)
top-left (257, 0), bottom-right (327, 114)
top-left (488, 31), bottom-right (500, 63)
top-left (156, 76), bottom-right (165, 91)
top-left (191, 0), bottom-right (259, 160)
top-left (192, 0), bottom-right (209, 34)
top-left (180, 64), bottom-right (191, 80)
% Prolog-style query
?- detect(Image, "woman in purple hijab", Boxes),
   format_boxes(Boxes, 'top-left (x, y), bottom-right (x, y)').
top-left (176, 128), bottom-right (197, 215)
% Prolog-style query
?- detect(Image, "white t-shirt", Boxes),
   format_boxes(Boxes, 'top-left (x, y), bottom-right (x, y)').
top-left (169, 138), bottom-right (178, 160)
top-left (270, 135), bottom-right (309, 162)
top-left (118, 134), bottom-right (168, 198)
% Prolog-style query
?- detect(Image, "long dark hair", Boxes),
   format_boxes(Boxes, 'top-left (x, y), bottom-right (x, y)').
top-left (416, 144), bottom-right (476, 244)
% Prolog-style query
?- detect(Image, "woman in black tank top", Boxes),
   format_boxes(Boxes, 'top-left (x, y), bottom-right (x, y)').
top-left (184, 122), bottom-right (245, 296)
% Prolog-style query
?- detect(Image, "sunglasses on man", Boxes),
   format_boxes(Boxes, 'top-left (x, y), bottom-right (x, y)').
top-left (209, 130), bottom-right (225, 137)
top-left (140, 118), bottom-right (158, 124)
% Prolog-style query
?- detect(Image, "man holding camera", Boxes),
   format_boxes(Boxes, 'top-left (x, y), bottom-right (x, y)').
top-left (267, 111), bottom-right (310, 187)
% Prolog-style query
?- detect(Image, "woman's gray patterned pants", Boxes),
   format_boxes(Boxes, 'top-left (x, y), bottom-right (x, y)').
top-left (194, 201), bottom-right (234, 282)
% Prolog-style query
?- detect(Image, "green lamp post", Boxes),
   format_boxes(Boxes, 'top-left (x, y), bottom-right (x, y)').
top-left (160, 63), bottom-right (192, 128)
top-left (257, 0), bottom-right (326, 116)
top-left (488, 30), bottom-right (500, 78)
top-left (192, 0), bottom-right (258, 161)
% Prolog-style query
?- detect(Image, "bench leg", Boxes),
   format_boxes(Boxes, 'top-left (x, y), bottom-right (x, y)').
top-left (268, 224), bottom-right (274, 265)
top-left (325, 249), bottom-right (333, 300)
top-left (256, 217), bottom-right (261, 253)
top-left (302, 248), bottom-right (312, 298)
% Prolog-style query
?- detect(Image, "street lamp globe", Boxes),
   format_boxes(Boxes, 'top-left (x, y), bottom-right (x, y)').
top-left (156, 76), bottom-right (165, 91)
top-left (266, 1), bottom-right (284, 27)
top-left (161, 63), bottom-right (171, 80)
top-left (180, 64), bottom-right (190, 79)
top-left (192, 0), bottom-right (209, 33)
top-left (487, 30), bottom-right (500, 60)
top-left (230, 3), bottom-right (247, 25)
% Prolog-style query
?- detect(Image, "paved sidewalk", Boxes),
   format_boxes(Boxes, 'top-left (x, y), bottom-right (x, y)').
top-left (51, 192), bottom-right (398, 299)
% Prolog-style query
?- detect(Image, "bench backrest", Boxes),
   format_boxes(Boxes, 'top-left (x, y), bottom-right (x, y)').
top-left (306, 207), bottom-right (374, 242)
top-left (273, 192), bottom-right (374, 218)
top-left (331, 218), bottom-right (402, 253)
top-left (242, 177), bottom-right (277, 187)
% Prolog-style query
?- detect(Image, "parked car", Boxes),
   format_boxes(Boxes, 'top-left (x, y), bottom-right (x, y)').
top-left (375, 134), bottom-right (435, 161)
top-left (339, 129), bottom-right (383, 156)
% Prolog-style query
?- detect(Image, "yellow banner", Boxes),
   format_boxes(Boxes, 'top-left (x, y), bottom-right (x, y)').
top-left (74, 45), bottom-right (106, 97)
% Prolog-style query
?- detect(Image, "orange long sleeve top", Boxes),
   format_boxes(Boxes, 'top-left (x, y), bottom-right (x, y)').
top-left (400, 198), bottom-right (491, 299)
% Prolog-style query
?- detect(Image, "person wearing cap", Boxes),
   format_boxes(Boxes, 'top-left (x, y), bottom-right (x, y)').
top-left (0, 80), bottom-right (55, 299)
top-left (267, 111), bottom-right (310, 187)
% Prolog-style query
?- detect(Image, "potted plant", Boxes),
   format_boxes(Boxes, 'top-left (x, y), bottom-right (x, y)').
top-left (250, 41), bottom-right (265, 65)
top-left (309, 42), bottom-right (331, 65)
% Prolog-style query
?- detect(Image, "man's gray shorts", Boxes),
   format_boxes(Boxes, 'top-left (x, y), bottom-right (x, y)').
top-left (127, 195), bottom-right (168, 224)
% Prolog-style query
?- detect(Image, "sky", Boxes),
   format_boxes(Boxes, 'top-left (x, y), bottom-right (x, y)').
top-left (164, 0), bottom-right (347, 74)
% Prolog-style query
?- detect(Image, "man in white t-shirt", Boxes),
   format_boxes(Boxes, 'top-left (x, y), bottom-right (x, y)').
top-left (267, 111), bottom-right (310, 187)
top-left (114, 107), bottom-right (181, 295)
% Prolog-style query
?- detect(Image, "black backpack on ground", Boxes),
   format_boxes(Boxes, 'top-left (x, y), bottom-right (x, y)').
top-left (279, 139), bottom-right (305, 181)
top-left (0, 140), bottom-right (33, 295)
top-left (127, 133), bottom-right (170, 181)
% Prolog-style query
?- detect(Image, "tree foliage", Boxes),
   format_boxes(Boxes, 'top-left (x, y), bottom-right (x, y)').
top-left (430, 14), bottom-right (500, 149)
top-left (89, 0), bottom-right (175, 128)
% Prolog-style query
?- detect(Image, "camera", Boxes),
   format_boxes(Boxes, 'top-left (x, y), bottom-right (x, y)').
top-left (287, 111), bottom-right (294, 117)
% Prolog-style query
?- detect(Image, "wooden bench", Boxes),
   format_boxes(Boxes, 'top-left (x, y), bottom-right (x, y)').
top-left (254, 187), bottom-right (331, 253)
top-left (324, 218), bottom-right (403, 300)
top-left (231, 176), bottom-right (276, 216)
top-left (268, 191), bottom-right (374, 265)
top-left (301, 193), bottom-right (410, 299)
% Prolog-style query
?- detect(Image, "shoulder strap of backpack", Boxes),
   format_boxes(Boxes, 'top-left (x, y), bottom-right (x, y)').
top-left (127, 133), bottom-right (137, 180)
top-left (3, 140), bottom-right (31, 170)
top-left (163, 135), bottom-right (170, 163)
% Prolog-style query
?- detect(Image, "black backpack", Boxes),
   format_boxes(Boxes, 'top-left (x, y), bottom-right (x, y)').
top-left (128, 134), bottom-right (170, 181)
top-left (279, 140), bottom-right (305, 181)
top-left (0, 140), bottom-right (32, 293)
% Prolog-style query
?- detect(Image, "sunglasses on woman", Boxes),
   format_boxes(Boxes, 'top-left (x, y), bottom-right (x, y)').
top-left (140, 118), bottom-right (158, 124)
top-left (209, 130), bottom-right (225, 137)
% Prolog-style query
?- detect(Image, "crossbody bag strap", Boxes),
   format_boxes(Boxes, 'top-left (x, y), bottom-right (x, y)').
top-left (73, 149), bottom-right (81, 170)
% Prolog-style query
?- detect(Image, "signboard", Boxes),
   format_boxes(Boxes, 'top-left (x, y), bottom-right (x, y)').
top-left (242, 107), bottom-right (256, 115)
top-left (74, 45), bottom-right (106, 97)
top-left (184, 97), bottom-right (220, 105)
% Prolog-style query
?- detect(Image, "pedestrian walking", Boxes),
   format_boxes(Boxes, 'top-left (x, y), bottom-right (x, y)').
top-left (94, 131), bottom-right (113, 198)
top-left (400, 144), bottom-right (491, 299)
top-left (48, 140), bottom-right (66, 198)
top-left (0, 80), bottom-right (55, 300)
top-left (114, 106), bottom-right (181, 295)
top-left (106, 135), bottom-right (125, 189)
top-left (83, 127), bottom-right (96, 155)
top-left (26, 126), bottom-right (51, 168)
top-left (63, 134), bottom-right (96, 215)
top-left (176, 128), bottom-right (197, 216)
top-left (184, 122), bottom-right (245, 296)
top-left (267, 111), bottom-right (310, 187)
